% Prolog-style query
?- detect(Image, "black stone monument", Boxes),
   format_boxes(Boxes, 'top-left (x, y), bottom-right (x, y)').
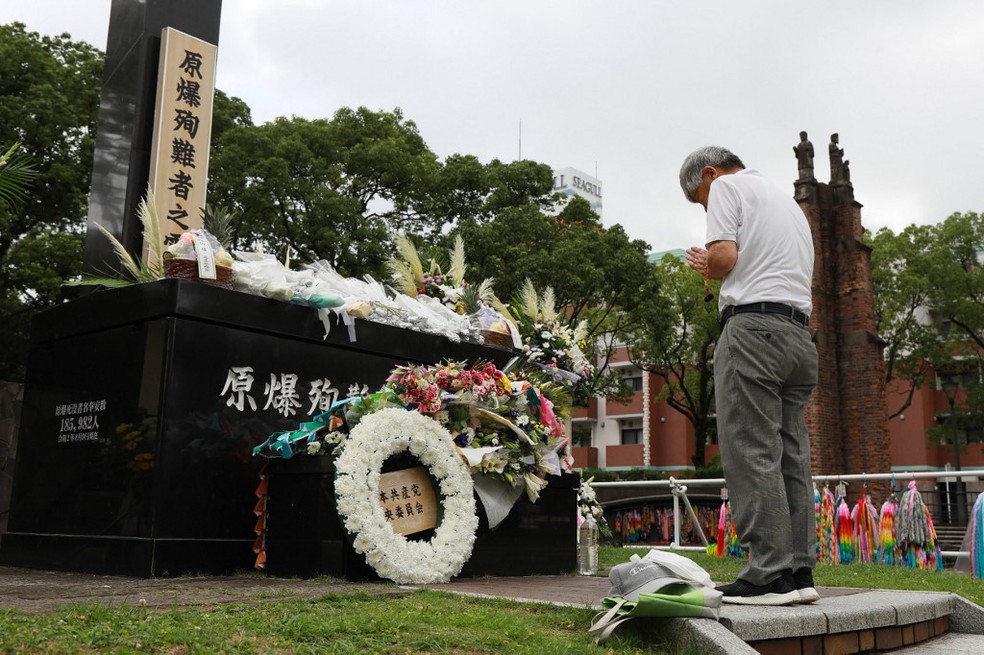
top-left (82, 0), bottom-right (222, 277)
top-left (0, 280), bottom-right (515, 576)
top-left (2, 0), bottom-right (578, 580)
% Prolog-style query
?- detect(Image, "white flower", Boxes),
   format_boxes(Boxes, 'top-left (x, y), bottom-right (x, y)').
top-left (306, 441), bottom-right (322, 455)
top-left (479, 449), bottom-right (510, 475)
top-left (523, 472), bottom-right (549, 502)
top-left (333, 408), bottom-right (477, 584)
top-left (323, 430), bottom-right (345, 446)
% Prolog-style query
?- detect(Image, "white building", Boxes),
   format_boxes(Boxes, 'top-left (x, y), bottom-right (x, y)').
top-left (550, 167), bottom-right (602, 216)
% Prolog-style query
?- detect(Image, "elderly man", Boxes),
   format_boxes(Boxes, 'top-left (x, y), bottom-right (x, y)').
top-left (680, 145), bottom-right (819, 606)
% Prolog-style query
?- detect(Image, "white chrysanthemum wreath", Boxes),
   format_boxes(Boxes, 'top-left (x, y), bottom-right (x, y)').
top-left (333, 407), bottom-right (479, 584)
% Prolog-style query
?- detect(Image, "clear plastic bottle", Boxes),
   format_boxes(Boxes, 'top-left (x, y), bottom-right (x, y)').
top-left (578, 514), bottom-right (599, 575)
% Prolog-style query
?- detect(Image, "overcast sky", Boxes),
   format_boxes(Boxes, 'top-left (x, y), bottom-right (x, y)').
top-left (4, 1), bottom-right (984, 254)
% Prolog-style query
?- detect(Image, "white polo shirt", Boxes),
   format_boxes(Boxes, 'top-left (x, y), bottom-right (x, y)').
top-left (705, 169), bottom-right (814, 316)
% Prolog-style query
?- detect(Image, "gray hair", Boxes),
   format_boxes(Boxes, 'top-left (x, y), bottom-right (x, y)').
top-left (678, 146), bottom-right (745, 202)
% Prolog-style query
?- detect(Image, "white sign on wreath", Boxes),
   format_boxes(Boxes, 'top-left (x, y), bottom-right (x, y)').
top-left (333, 407), bottom-right (479, 584)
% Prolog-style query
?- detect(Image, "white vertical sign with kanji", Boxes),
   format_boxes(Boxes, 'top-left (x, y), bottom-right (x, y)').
top-left (147, 27), bottom-right (217, 251)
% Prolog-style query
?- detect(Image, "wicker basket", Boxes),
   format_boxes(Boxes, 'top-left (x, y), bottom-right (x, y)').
top-left (481, 329), bottom-right (515, 350)
top-left (164, 257), bottom-right (234, 289)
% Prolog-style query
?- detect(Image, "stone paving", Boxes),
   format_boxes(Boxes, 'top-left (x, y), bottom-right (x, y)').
top-left (2, 566), bottom-right (984, 653)
top-left (0, 566), bottom-right (398, 614)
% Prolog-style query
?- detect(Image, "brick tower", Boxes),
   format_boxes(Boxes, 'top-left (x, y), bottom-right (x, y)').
top-left (793, 132), bottom-right (890, 480)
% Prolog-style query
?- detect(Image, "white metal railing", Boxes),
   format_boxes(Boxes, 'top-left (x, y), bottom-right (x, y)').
top-left (591, 470), bottom-right (981, 559)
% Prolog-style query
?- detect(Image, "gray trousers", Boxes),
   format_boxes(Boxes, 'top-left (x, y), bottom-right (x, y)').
top-left (715, 312), bottom-right (818, 586)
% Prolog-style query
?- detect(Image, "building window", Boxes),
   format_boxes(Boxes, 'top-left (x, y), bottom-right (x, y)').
top-left (935, 416), bottom-right (984, 445)
top-left (621, 428), bottom-right (642, 445)
top-left (571, 422), bottom-right (592, 448)
top-left (937, 361), bottom-right (981, 391)
top-left (621, 367), bottom-right (643, 392)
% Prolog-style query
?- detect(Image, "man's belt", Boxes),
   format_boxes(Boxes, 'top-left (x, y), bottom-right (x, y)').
top-left (720, 302), bottom-right (809, 328)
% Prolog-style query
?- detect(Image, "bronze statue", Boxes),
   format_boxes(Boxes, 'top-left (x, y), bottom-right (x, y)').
top-left (794, 131), bottom-right (814, 182)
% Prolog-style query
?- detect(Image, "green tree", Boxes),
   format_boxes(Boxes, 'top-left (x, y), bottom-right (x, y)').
top-left (207, 107), bottom-right (440, 277)
top-left (0, 23), bottom-right (102, 380)
top-left (869, 224), bottom-right (942, 418)
top-left (870, 214), bottom-right (984, 420)
top-left (404, 153), bottom-right (490, 230)
top-left (484, 158), bottom-right (557, 216)
top-left (459, 197), bottom-right (648, 323)
top-left (918, 212), bottom-right (984, 455)
top-left (409, 155), bottom-right (559, 233)
top-left (921, 212), bottom-right (984, 350)
top-left (210, 89), bottom-right (254, 141)
top-left (408, 157), bottom-right (557, 250)
top-left (869, 213), bottom-right (984, 474)
top-left (624, 254), bottom-right (720, 468)
top-left (457, 195), bottom-right (650, 405)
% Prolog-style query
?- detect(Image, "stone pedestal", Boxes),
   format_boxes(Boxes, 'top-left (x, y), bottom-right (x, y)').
top-left (459, 471), bottom-right (578, 577)
top-left (0, 280), bottom-right (512, 576)
top-left (264, 457), bottom-right (578, 579)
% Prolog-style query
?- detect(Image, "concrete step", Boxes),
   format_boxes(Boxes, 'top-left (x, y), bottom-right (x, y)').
top-left (889, 631), bottom-right (984, 654)
top-left (720, 587), bottom-right (955, 653)
top-left (935, 525), bottom-right (968, 551)
top-left (425, 576), bottom-right (984, 654)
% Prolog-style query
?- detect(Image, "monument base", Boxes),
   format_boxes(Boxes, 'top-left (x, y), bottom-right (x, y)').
top-left (0, 280), bottom-right (513, 577)
top-left (264, 458), bottom-right (578, 579)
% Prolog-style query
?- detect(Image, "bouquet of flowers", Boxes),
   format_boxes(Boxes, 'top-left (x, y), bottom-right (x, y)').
top-left (164, 228), bottom-right (234, 268)
top-left (500, 279), bottom-right (594, 385)
top-left (388, 234), bottom-right (477, 314)
top-left (253, 360), bottom-right (571, 503)
top-left (523, 319), bottom-right (592, 383)
top-left (385, 361), bottom-right (567, 497)
top-left (387, 235), bottom-right (516, 349)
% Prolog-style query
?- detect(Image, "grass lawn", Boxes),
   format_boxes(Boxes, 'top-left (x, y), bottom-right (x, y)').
top-left (0, 547), bottom-right (979, 654)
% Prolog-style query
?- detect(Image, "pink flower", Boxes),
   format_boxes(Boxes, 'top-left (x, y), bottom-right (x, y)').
top-left (540, 395), bottom-right (564, 439)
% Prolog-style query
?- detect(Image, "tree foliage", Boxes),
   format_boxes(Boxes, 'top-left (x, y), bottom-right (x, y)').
top-left (623, 254), bottom-right (720, 467)
top-left (207, 107), bottom-right (440, 277)
top-left (0, 23), bottom-right (102, 380)
top-left (210, 89), bottom-right (253, 141)
top-left (869, 212), bottom-right (984, 435)
top-left (458, 196), bottom-right (648, 323)
top-left (456, 195), bottom-right (651, 404)
top-left (869, 224), bottom-right (942, 417)
top-left (920, 212), bottom-right (984, 351)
